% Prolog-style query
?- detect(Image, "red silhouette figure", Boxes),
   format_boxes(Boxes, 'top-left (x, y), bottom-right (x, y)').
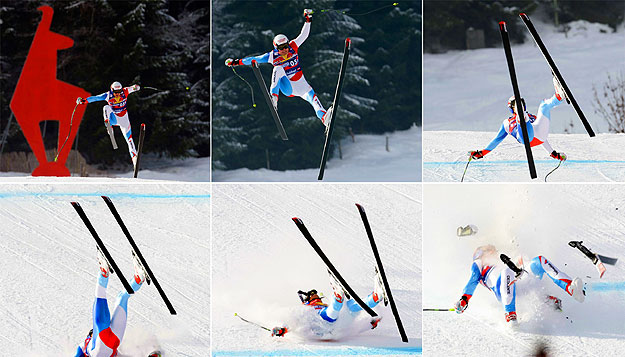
top-left (10, 5), bottom-right (90, 176)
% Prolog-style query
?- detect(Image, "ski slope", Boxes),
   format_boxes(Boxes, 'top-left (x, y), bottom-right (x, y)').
top-left (213, 125), bottom-right (422, 182)
top-left (423, 131), bottom-right (625, 182)
top-left (212, 184), bottom-right (422, 356)
top-left (423, 184), bottom-right (625, 356)
top-left (0, 184), bottom-right (210, 356)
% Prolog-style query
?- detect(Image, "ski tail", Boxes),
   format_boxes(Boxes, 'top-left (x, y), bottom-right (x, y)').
top-left (291, 216), bottom-right (377, 317)
top-left (318, 37), bottom-right (351, 180)
top-left (499, 21), bottom-right (537, 179)
top-left (355, 204), bottom-right (408, 343)
top-left (251, 61), bottom-right (288, 140)
top-left (133, 123), bottom-right (145, 178)
top-left (102, 196), bottom-right (177, 315)
top-left (71, 202), bottom-right (134, 295)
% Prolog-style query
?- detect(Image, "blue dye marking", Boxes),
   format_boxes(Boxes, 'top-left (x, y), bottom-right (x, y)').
top-left (424, 160), bottom-right (625, 166)
top-left (590, 282), bottom-right (625, 292)
top-left (213, 347), bottom-right (422, 356)
top-left (0, 192), bottom-right (210, 199)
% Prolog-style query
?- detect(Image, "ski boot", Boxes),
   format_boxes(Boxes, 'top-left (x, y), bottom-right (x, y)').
top-left (322, 106), bottom-right (333, 133)
top-left (328, 269), bottom-right (349, 302)
top-left (131, 153), bottom-right (138, 169)
top-left (553, 74), bottom-right (569, 103)
top-left (271, 94), bottom-right (278, 112)
top-left (132, 251), bottom-right (150, 285)
top-left (505, 311), bottom-right (518, 325)
top-left (370, 316), bottom-right (382, 330)
top-left (546, 295), bottom-right (562, 311)
top-left (566, 277), bottom-right (585, 303)
top-left (97, 246), bottom-right (113, 278)
top-left (374, 266), bottom-right (388, 306)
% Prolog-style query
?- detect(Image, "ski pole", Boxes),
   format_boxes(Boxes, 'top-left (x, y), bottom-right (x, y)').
top-left (460, 154), bottom-right (473, 182)
top-left (314, 2), bottom-right (399, 16)
top-left (54, 101), bottom-right (80, 162)
top-left (143, 86), bottom-right (162, 92)
top-left (544, 159), bottom-right (562, 182)
top-left (234, 313), bottom-right (271, 331)
top-left (423, 308), bottom-right (455, 312)
top-left (232, 67), bottom-right (256, 108)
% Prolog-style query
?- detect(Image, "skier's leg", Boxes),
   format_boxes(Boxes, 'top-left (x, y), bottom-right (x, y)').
top-left (532, 95), bottom-right (564, 143)
top-left (345, 292), bottom-right (381, 312)
top-left (512, 117), bottom-right (535, 146)
top-left (109, 277), bottom-right (143, 342)
top-left (114, 113), bottom-right (137, 160)
top-left (270, 66), bottom-right (292, 110)
top-left (319, 295), bottom-right (345, 322)
top-left (530, 256), bottom-right (572, 291)
top-left (103, 105), bottom-right (117, 125)
top-left (290, 76), bottom-right (326, 120)
top-left (90, 273), bottom-right (111, 351)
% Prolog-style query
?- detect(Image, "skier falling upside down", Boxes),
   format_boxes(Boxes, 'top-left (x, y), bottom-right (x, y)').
top-left (76, 82), bottom-right (141, 167)
top-left (270, 270), bottom-right (387, 337)
top-left (469, 77), bottom-right (568, 162)
top-left (75, 249), bottom-right (148, 356)
top-left (454, 245), bottom-right (585, 325)
top-left (225, 9), bottom-right (333, 129)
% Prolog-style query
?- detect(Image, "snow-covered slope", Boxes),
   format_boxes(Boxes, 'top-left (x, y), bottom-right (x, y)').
top-left (423, 131), bottom-right (625, 182)
top-left (213, 125), bottom-right (422, 182)
top-left (212, 184), bottom-right (422, 356)
top-left (0, 184), bottom-right (210, 356)
top-left (423, 184), bottom-right (625, 356)
top-left (424, 20), bottom-right (625, 134)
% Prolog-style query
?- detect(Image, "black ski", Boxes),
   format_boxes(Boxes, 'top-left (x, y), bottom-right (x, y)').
top-left (133, 123), bottom-right (145, 178)
top-left (102, 196), bottom-right (177, 315)
top-left (568, 241), bottom-right (615, 277)
top-left (292, 217), bottom-right (377, 317)
top-left (318, 37), bottom-right (352, 181)
top-left (355, 204), bottom-right (408, 343)
top-left (499, 21), bottom-right (537, 180)
top-left (251, 60), bottom-right (288, 140)
top-left (519, 13), bottom-right (595, 137)
top-left (71, 202), bottom-right (134, 295)
top-left (105, 120), bottom-right (118, 150)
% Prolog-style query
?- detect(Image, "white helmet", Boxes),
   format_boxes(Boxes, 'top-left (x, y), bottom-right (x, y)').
top-left (273, 34), bottom-right (289, 49)
top-left (110, 81), bottom-right (123, 93)
top-left (507, 95), bottom-right (525, 114)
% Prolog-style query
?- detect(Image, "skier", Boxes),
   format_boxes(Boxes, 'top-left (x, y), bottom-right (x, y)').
top-left (469, 77), bottom-right (568, 161)
top-left (75, 249), bottom-right (148, 356)
top-left (224, 9), bottom-right (333, 129)
top-left (271, 271), bottom-right (386, 337)
top-left (76, 82), bottom-right (141, 167)
top-left (454, 245), bottom-right (585, 324)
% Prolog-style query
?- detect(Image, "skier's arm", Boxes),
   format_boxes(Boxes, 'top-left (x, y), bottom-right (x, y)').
top-left (484, 122), bottom-right (509, 152)
top-left (461, 262), bottom-right (481, 297)
top-left (292, 21), bottom-right (311, 48)
top-left (241, 52), bottom-right (271, 66)
top-left (74, 345), bottom-right (85, 357)
top-left (126, 84), bottom-right (140, 94)
top-left (84, 93), bottom-right (107, 103)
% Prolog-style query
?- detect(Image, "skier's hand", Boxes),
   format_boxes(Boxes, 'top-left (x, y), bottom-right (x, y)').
top-left (225, 58), bottom-right (242, 67)
top-left (469, 149), bottom-right (489, 160)
top-left (550, 151), bottom-right (566, 161)
top-left (132, 84), bottom-right (140, 91)
top-left (271, 327), bottom-right (288, 337)
top-left (76, 97), bottom-right (86, 105)
top-left (303, 9), bottom-right (313, 22)
top-left (454, 294), bottom-right (470, 314)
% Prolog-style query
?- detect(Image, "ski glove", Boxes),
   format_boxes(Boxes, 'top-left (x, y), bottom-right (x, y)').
top-left (550, 151), bottom-right (567, 161)
top-left (76, 97), bottom-right (86, 105)
top-left (469, 150), bottom-right (490, 160)
top-left (271, 327), bottom-right (288, 337)
top-left (303, 9), bottom-right (313, 22)
top-left (454, 294), bottom-right (471, 314)
top-left (225, 58), bottom-right (242, 67)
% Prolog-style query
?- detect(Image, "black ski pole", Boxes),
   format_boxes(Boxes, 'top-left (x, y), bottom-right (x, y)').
top-left (234, 313), bottom-right (271, 331)
top-left (461, 155), bottom-right (473, 182)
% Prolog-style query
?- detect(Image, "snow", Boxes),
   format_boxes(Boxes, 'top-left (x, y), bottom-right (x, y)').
top-left (0, 183), bottom-right (210, 355)
top-left (213, 125), bottom-right (422, 182)
top-left (212, 184), bottom-right (422, 356)
top-left (423, 131), bottom-right (625, 182)
top-left (423, 19), bottom-right (625, 181)
top-left (423, 184), bottom-right (625, 356)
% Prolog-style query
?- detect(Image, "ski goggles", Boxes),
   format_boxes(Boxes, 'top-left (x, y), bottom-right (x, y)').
top-left (277, 43), bottom-right (289, 50)
top-left (112, 89), bottom-right (123, 95)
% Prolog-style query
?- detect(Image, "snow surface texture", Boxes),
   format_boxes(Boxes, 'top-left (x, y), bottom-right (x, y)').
top-left (423, 131), bottom-right (625, 182)
top-left (213, 125), bottom-right (421, 182)
top-left (0, 184), bottom-right (210, 356)
top-left (212, 184), bottom-right (422, 356)
top-left (423, 184), bottom-right (625, 356)
top-left (423, 19), bottom-right (625, 181)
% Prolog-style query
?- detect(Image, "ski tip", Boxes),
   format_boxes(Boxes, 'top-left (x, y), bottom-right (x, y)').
top-left (519, 12), bottom-right (527, 17)
top-left (292, 217), bottom-right (301, 223)
top-left (70, 201), bottom-right (79, 206)
top-left (346, 37), bottom-right (351, 44)
top-left (141, 123), bottom-right (146, 129)
top-left (499, 21), bottom-right (506, 26)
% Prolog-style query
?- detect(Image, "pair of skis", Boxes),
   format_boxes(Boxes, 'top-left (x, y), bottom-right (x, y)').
top-left (105, 121), bottom-right (146, 178)
top-left (71, 196), bottom-right (176, 315)
top-left (499, 14), bottom-right (595, 180)
top-left (292, 203), bottom-right (408, 343)
top-left (251, 38), bottom-right (352, 180)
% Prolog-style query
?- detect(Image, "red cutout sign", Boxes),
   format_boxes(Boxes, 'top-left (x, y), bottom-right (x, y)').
top-left (10, 5), bottom-right (90, 176)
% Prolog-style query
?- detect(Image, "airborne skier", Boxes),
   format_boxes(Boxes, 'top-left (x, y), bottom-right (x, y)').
top-left (454, 245), bottom-right (585, 324)
top-left (270, 271), bottom-right (386, 337)
top-left (225, 9), bottom-right (333, 129)
top-left (469, 78), bottom-right (568, 162)
top-left (76, 82), bottom-right (141, 167)
top-left (75, 249), bottom-right (148, 357)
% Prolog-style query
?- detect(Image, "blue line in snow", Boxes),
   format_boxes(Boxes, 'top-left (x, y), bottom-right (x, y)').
top-left (424, 160), bottom-right (625, 166)
top-left (213, 347), bottom-right (422, 356)
top-left (590, 282), bottom-right (625, 292)
top-left (0, 192), bottom-right (210, 199)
